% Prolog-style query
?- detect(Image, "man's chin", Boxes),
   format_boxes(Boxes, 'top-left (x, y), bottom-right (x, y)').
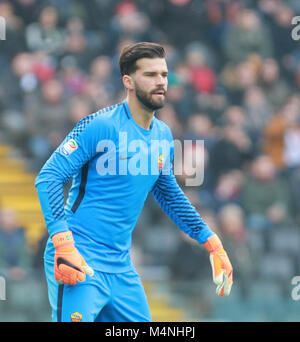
top-left (151, 96), bottom-right (166, 109)
top-left (140, 99), bottom-right (165, 111)
top-left (151, 101), bottom-right (165, 110)
top-left (136, 92), bottom-right (166, 111)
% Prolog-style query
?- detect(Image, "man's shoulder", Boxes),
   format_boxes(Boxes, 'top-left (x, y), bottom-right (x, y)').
top-left (89, 102), bottom-right (123, 126)
top-left (93, 102), bottom-right (124, 119)
top-left (70, 103), bottom-right (123, 135)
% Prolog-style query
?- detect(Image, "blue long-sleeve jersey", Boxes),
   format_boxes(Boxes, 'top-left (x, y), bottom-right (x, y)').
top-left (35, 100), bottom-right (214, 273)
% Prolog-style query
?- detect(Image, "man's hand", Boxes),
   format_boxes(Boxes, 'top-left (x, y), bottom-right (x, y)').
top-left (204, 234), bottom-right (233, 296)
top-left (52, 231), bottom-right (94, 285)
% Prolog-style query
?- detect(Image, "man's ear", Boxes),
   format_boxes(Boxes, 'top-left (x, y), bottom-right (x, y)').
top-left (122, 75), bottom-right (134, 91)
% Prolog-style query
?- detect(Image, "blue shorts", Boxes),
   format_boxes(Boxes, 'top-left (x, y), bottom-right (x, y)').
top-left (44, 259), bottom-right (152, 322)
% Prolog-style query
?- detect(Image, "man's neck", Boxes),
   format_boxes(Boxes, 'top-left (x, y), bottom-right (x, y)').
top-left (126, 95), bottom-right (154, 130)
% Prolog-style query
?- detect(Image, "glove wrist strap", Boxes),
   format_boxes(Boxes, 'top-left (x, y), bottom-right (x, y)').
top-left (203, 234), bottom-right (223, 254)
top-left (52, 231), bottom-right (74, 250)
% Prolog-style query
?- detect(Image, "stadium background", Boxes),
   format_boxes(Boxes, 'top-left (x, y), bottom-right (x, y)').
top-left (0, 0), bottom-right (300, 322)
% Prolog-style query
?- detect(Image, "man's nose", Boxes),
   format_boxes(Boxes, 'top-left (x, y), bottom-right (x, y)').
top-left (156, 75), bottom-right (167, 86)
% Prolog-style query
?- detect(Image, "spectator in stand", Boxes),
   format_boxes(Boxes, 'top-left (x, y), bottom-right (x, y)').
top-left (62, 17), bottom-right (92, 70)
top-left (10, 0), bottom-right (42, 26)
top-left (66, 95), bottom-right (94, 131)
top-left (242, 85), bottom-right (272, 144)
top-left (224, 8), bottom-right (273, 64)
top-left (25, 6), bottom-right (65, 56)
top-left (263, 110), bottom-right (286, 170)
top-left (279, 96), bottom-right (300, 221)
top-left (149, 0), bottom-right (205, 49)
top-left (184, 42), bottom-right (217, 95)
top-left (202, 0), bottom-right (242, 54)
top-left (109, 1), bottom-right (153, 51)
top-left (25, 78), bottom-right (69, 169)
top-left (263, 95), bottom-right (300, 171)
top-left (0, 0), bottom-right (27, 70)
top-left (0, 52), bottom-right (35, 112)
top-left (218, 106), bottom-right (248, 143)
top-left (88, 55), bottom-right (119, 101)
top-left (221, 55), bottom-right (260, 105)
top-left (80, 74), bottom-right (114, 110)
top-left (208, 124), bottom-right (255, 187)
top-left (89, 55), bottom-right (113, 85)
top-left (156, 103), bottom-right (183, 140)
top-left (266, 4), bottom-right (297, 63)
top-left (259, 58), bottom-right (291, 110)
top-left (0, 207), bottom-right (30, 281)
top-left (184, 113), bottom-right (217, 152)
top-left (241, 154), bottom-right (292, 230)
top-left (168, 230), bottom-right (210, 282)
top-left (168, 208), bottom-right (219, 282)
top-left (217, 204), bottom-right (254, 297)
top-left (282, 99), bottom-right (300, 171)
top-left (61, 15), bottom-right (105, 70)
top-left (164, 62), bottom-right (198, 123)
top-left (211, 170), bottom-right (245, 212)
top-left (59, 56), bottom-right (87, 97)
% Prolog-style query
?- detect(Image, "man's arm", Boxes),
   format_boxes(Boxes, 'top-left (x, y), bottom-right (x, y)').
top-left (35, 114), bottom-right (114, 284)
top-left (35, 114), bottom-right (113, 236)
top-left (151, 173), bottom-right (214, 243)
top-left (151, 172), bottom-right (233, 296)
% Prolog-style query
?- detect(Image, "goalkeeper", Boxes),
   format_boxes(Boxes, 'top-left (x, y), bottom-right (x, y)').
top-left (35, 42), bottom-right (233, 322)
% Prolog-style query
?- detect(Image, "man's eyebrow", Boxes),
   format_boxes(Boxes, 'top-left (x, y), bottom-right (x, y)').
top-left (143, 70), bottom-right (169, 75)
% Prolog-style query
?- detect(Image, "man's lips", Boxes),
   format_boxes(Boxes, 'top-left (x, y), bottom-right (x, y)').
top-left (152, 90), bottom-right (166, 95)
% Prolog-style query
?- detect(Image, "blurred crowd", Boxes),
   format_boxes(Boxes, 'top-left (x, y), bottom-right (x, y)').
top-left (0, 0), bottom-right (300, 320)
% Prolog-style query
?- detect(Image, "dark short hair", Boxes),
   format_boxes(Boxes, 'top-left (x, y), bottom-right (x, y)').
top-left (119, 42), bottom-right (166, 76)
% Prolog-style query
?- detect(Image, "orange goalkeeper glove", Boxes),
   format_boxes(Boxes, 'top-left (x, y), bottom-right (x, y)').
top-left (204, 234), bottom-right (233, 296)
top-left (52, 231), bottom-right (94, 285)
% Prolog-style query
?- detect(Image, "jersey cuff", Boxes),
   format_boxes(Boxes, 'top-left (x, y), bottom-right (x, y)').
top-left (196, 229), bottom-right (215, 245)
top-left (47, 219), bottom-right (69, 238)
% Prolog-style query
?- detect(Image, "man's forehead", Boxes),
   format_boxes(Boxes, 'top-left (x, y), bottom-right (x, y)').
top-left (136, 58), bottom-right (168, 72)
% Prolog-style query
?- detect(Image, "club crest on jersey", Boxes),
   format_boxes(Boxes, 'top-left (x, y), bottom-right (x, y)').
top-left (71, 312), bottom-right (82, 322)
top-left (62, 139), bottom-right (78, 156)
top-left (158, 154), bottom-right (165, 172)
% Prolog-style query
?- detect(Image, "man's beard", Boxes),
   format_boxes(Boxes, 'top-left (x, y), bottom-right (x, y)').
top-left (135, 82), bottom-right (166, 111)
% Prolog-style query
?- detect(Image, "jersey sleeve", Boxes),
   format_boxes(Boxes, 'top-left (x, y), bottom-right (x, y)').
top-left (150, 132), bottom-right (214, 244)
top-left (35, 115), bottom-right (115, 237)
